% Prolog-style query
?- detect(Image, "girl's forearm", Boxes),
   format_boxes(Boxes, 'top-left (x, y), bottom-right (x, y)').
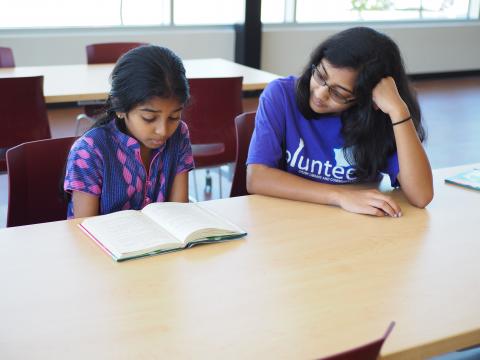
top-left (392, 118), bottom-right (433, 208)
top-left (247, 164), bottom-right (403, 217)
top-left (246, 164), bottom-right (341, 206)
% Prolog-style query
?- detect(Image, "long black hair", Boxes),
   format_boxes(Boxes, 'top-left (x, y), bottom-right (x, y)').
top-left (94, 44), bottom-right (190, 130)
top-left (296, 27), bottom-right (425, 182)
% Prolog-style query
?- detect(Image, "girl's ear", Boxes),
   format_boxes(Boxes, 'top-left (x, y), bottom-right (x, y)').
top-left (116, 112), bottom-right (125, 119)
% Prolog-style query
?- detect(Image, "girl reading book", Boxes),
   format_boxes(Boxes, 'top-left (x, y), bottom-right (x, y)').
top-left (247, 27), bottom-right (433, 217)
top-left (64, 45), bottom-right (193, 218)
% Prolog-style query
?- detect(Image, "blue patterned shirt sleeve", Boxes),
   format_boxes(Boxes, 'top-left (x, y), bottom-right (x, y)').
top-left (175, 121), bottom-right (195, 174)
top-left (64, 134), bottom-right (104, 197)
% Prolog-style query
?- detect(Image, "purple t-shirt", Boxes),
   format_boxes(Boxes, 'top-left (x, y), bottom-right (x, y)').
top-left (247, 76), bottom-right (399, 185)
top-left (64, 119), bottom-right (194, 218)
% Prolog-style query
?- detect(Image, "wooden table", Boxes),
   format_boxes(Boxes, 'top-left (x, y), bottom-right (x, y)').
top-left (1, 165), bottom-right (479, 359)
top-left (0, 58), bottom-right (280, 104)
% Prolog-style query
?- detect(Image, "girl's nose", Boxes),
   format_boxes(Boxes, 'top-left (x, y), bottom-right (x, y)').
top-left (154, 121), bottom-right (168, 136)
top-left (314, 83), bottom-right (330, 101)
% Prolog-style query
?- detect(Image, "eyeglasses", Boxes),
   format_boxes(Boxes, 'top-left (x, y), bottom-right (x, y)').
top-left (311, 64), bottom-right (356, 105)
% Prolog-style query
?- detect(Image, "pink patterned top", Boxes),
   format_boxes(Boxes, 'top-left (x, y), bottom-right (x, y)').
top-left (64, 119), bottom-right (194, 218)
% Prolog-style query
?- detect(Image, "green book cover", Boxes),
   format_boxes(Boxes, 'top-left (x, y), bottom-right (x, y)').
top-left (445, 168), bottom-right (480, 191)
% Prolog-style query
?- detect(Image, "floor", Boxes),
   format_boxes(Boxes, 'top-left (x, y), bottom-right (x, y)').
top-left (1, 77), bottom-right (480, 228)
top-left (413, 76), bottom-right (480, 168)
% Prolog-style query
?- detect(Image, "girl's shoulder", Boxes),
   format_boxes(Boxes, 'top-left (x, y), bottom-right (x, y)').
top-left (260, 76), bottom-right (298, 111)
top-left (178, 120), bottom-right (189, 135)
top-left (262, 76), bottom-right (298, 103)
top-left (265, 76), bottom-right (297, 95)
top-left (71, 121), bottom-right (114, 152)
top-left (168, 120), bottom-right (190, 142)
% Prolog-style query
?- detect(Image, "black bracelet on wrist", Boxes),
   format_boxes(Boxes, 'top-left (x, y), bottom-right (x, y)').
top-left (392, 116), bottom-right (412, 126)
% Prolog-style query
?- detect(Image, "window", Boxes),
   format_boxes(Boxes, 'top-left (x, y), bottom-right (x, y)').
top-left (174, 0), bottom-right (245, 25)
top-left (261, 0), bottom-right (287, 23)
top-left (0, 0), bottom-right (477, 29)
top-left (121, 0), bottom-right (170, 26)
top-left (263, 0), bottom-right (477, 23)
top-left (0, 0), bottom-right (244, 28)
top-left (0, 0), bottom-right (121, 27)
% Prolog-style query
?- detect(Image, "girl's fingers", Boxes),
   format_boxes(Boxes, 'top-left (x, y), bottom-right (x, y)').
top-left (369, 198), bottom-right (397, 217)
top-left (340, 189), bottom-right (402, 217)
top-left (382, 196), bottom-right (401, 216)
top-left (368, 191), bottom-right (402, 217)
top-left (366, 206), bottom-right (387, 217)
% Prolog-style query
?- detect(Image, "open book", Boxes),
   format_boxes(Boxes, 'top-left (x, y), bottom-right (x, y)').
top-left (445, 168), bottom-right (480, 191)
top-left (79, 202), bottom-right (247, 261)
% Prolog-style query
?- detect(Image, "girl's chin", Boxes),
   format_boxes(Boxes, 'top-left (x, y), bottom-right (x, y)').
top-left (310, 101), bottom-right (329, 113)
top-left (142, 139), bottom-right (165, 149)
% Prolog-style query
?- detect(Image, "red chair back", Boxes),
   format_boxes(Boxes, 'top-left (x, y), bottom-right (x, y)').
top-left (0, 76), bottom-right (51, 172)
top-left (0, 46), bottom-right (15, 67)
top-left (182, 77), bottom-right (243, 168)
top-left (6, 136), bottom-right (77, 227)
top-left (86, 42), bottom-right (147, 64)
top-left (316, 322), bottom-right (395, 360)
top-left (230, 111), bottom-right (256, 197)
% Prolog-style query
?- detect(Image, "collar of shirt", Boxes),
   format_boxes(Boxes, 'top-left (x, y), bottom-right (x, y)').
top-left (105, 118), bottom-right (166, 157)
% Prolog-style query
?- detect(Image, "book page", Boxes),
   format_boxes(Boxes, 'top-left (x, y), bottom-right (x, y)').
top-left (142, 202), bottom-right (244, 243)
top-left (81, 210), bottom-right (181, 258)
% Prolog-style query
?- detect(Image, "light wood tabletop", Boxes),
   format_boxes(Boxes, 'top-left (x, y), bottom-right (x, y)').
top-left (0, 164), bottom-right (479, 359)
top-left (0, 58), bottom-right (280, 104)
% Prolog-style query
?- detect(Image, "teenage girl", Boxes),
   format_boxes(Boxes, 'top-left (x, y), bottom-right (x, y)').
top-left (64, 45), bottom-right (194, 218)
top-left (247, 27), bottom-right (433, 217)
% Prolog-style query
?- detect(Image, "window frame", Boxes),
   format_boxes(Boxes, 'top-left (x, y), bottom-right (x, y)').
top-left (0, 0), bottom-right (478, 30)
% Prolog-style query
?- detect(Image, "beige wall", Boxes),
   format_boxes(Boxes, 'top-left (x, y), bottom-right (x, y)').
top-left (1, 22), bottom-right (479, 75)
top-left (262, 22), bottom-right (480, 76)
top-left (0, 27), bottom-right (235, 66)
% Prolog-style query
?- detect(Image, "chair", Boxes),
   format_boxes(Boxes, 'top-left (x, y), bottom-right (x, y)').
top-left (316, 322), bottom-right (395, 360)
top-left (76, 42), bottom-right (148, 134)
top-left (230, 111), bottom-right (256, 197)
top-left (6, 136), bottom-right (77, 227)
top-left (182, 77), bottom-right (243, 199)
top-left (86, 42), bottom-right (147, 64)
top-left (0, 76), bottom-right (51, 172)
top-left (0, 46), bottom-right (15, 67)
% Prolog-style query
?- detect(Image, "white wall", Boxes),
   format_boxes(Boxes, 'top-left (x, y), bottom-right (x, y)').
top-left (1, 22), bottom-right (480, 75)
top-left (0, 27), bottom-right (235, 66)
top-left (262, 22), bottom-right (480, 76)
